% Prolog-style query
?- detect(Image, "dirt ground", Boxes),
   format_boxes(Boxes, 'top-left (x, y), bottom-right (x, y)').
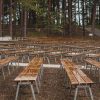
top-left (0, 66), bottom-right (99, 100)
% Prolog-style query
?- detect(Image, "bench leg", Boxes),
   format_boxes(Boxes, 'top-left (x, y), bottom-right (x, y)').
top-left (60, 54), bottom-right (63, 60)
top-left (22, 56), bottom-right (24, 63)
top-left (74, 85), bottom-right (94, 100)
top-left (69, 85), bottom-right (72, 95)
top-left (17, 59), bottom-right (19, 68)
top-left (28, 55), bottom-right (30, 63)
top-left (7, 64), bottom-right (11, 75)
top-left (30, 83), bottom-right (36, 100)
top-left (54, 57), bottom-right (57, 63)
top-left (10, 62), bottom-right (15, 71)
top-left (15, 83), bottom-right (20, 100)
top-left (40, 66), bottom-right (44, 78)
top-left (46, 56), bottom-right (50, 64)
top-left (35, 80), bottom-right (39, 93)
top-left (74, 86), bottom-right (78, 100)
top-left (88, 86), bottom-right (94, 100)
top-left (90, 65), bottom-right (93, 74)
top-left (84, 87), bottom-right (88, 97)
top-left (43, 56), bottom-right (46, 62)
top-left (37, 75), bottom-right (41, 87)
top-left (2, 68), bottom-right (5, 80)
top-left (15, 61), bottom-right (18, 69)
top-left (15, 82), bottom-right (36, 100)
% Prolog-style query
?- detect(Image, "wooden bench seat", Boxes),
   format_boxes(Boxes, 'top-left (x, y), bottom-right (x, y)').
top-left (85, 58), bottom-right (100, 82)
top-left (15, 75), bottom-right (37, 82)
top-left (0, 56), bottom-right (18, 66)
top-left (1, 49), bottom-right (33, 62)
top-left (0, 56), bottom-right (19, 79)
top-left (14, 57), bottom-right (43, 100)
top-left (85, 58), bottom-right (100, 68)
top-left (19, 68), bottom-right (40, 76)
top-left (61, 59), bottom-right (94, 100)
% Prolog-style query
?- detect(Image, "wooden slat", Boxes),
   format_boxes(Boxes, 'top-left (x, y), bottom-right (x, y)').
top-left (64, 66), bottom-right (79, 85)
top-left (72, 70), bottom-right (86, 84)
top-left (76, 69), bottom-right (93, 84)
top-left (15, 57), bottom-right (43, 82)
top-left (61, 60), bottom-right (78, 85)
top-left (0, 56), bottom-right (18, 69)
top-left (61, 59), bottom-right (94, 85)
top-left (15, 76), bottom-right (37, 81)
top-left (85, 58), bottom-right (100, 68)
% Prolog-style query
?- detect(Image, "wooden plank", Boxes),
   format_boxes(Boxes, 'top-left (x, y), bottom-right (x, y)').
top-left (76, 69), bottom-right (93, 84)
top-left (61, 59), bottom-right (94, 85)
top-left (61, 60), bottom-right (78, 85)
top-left (72, 70), bottom-right (86, 84)
top-left (64, 66), bottom-right (79, 85)
top-left (85, 58), bottom-right (100, 68)
top-left (15, 76), bottom-right (37, 81)
top-left (15, 57), bottom-right (43, 82)
top-left (0, 56), bottom-right (18, 69)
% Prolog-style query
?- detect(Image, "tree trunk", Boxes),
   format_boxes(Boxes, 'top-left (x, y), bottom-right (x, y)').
top-left (19, 3), bottom-right (24, 37)
top-left (23, 9), bottom-right (27, 37)
top-left (99, 6), bottom-right (100, 24)
top-left (0, 0), bottom-right (2, 37)
top-left (56, 0), bottom-right (60, 25)
top-left (62, 0), bottom-right (66, 36)
top-left (78, 0), bottom-right (80, 26)
top-left (47, 0), bottom-right (51, 35)
top-left (68, 0), bottom-right (72, 36)
top-left (9, 0), bottom-right (13, 38)
top-left (82, 0), bottom-right (85, 36)
top-left (13, 2), bottom-right (17, 37)
top-left (91, 0), bottom-right (98, 35)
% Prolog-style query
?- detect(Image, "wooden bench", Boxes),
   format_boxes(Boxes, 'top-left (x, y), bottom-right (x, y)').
top-left (14, 57), bottom-right (43, 100)
top-left (85, 58), bottom-right (100, 69)
top-left (0, 56), bottom-right (19, 79)
top-left (86, 53), bottom-right (100, 61)
top-left (85, 58), bottom-right (100, 82)
top-left (61, 59), bottom-right (94, 100)
top-left (2, 48), bottom-right (33, 62)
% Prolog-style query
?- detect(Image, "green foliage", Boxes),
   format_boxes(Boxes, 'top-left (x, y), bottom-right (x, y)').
top-left (18, 0), bottom-right (47, 15)
top-left (18, 0), bottom-right (37, 10)
top-left (96, 25), bottom-right (100, 29)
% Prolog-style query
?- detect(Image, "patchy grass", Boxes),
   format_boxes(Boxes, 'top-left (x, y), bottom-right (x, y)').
top-left (27, 31), bottom-right (47, 37)
top-left (96, 25), bottom-right (100, 29)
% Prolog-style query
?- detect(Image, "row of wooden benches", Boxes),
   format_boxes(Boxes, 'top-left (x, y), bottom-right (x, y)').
top-left (0, 56), bottom-right (99, 100)
top-left (13, 57), bottom-right (100, 100)
top-left (0, 57), bottom-right (100, 100)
